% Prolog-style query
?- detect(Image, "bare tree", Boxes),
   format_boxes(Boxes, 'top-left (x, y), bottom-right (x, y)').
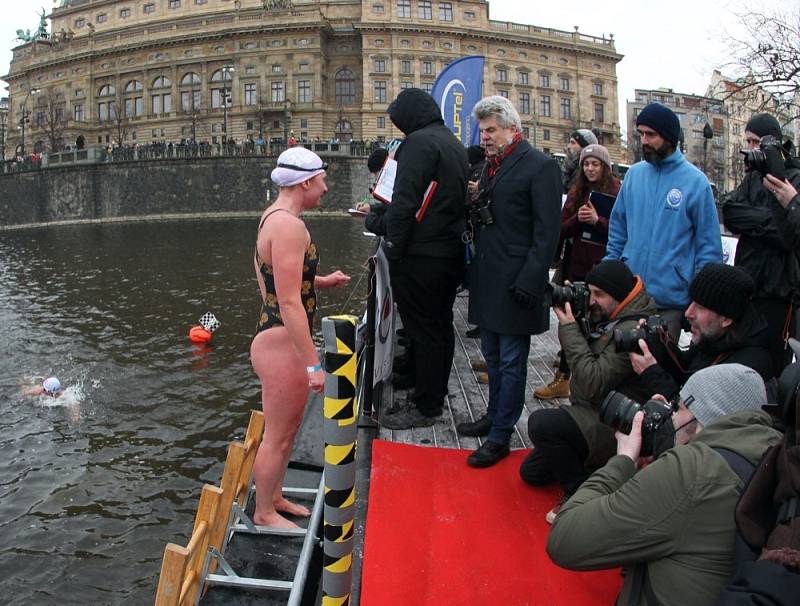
top-left (181, 88), bottom-right (204, 142)
top-left (105, 96), bottom-right (128, 146)
top-left (724, 6), bottom-right (800, 123)
top-left (35, 92), bottom-right (68, 152)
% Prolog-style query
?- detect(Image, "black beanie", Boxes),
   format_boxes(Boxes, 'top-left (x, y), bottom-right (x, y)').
top-left (689, 263), bottom-right (755, 321)
top-left (585, 260), bottom-right (636, 302)
top-left (745, 113), bottom-right (782, 141)
top-left (636, 102), bottom-right (681, 145)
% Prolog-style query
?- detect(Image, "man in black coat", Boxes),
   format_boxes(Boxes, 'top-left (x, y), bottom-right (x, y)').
top-left (631, 263), bottom-right (774, 400)
top-left (376, 88), bottom-right (469, 429)
top-left (456, 95), bottom-right (561, 467)
top-left (722, 112), bottom-right (800, 376)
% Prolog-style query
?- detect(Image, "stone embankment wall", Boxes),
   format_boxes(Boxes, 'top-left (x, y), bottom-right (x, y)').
top-left (0, 156), bottom-right (371, 227)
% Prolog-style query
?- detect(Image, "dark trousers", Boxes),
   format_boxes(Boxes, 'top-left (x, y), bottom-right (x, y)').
top-left (753, 297), bottom-right (795, 377)
top-left (481, 328), bottom-right (531, 444)
top-left (390, 254), bottom-right (464, 415)
top-left (519, 407), bottom-right (589, 497)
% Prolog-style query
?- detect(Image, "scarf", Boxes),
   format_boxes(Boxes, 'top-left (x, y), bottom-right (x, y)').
top-left (487, 132), bottom-right (524, 178)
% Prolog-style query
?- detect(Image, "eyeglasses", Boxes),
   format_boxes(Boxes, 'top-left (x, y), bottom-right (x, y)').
top-left (277, 161), bottom-right (328, 172)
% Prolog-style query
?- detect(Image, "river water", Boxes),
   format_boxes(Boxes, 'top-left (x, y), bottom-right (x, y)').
top-left (0, 216), bottom-right (376, 605)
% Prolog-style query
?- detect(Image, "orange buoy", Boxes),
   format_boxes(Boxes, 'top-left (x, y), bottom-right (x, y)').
top-left (189, 325), bottom-right (213, 343)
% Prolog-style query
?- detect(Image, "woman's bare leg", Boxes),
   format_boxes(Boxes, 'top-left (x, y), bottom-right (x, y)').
top-left (250, 329), bottom-right (310, 528)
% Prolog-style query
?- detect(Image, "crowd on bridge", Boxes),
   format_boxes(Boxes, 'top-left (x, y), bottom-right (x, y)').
top-left (346, 89), bottom-right (799, 605)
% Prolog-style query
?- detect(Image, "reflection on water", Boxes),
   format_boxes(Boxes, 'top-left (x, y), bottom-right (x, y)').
top-left (0, 217), bottom-right (375, 605)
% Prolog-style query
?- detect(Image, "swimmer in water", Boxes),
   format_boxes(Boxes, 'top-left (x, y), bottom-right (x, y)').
top-left (22, 376), bottom-right (64, 398)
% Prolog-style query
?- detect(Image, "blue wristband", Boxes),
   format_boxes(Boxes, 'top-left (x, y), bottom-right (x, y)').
top-left (306, 364), bottom-right (322, 373)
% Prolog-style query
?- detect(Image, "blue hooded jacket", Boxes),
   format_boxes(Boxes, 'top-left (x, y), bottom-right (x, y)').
top-left (605, 149), bottom-right (722, 308)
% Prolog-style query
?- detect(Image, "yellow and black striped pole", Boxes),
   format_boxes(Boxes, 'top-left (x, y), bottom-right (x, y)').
top-left (321, 315), bottom-right (358, 606)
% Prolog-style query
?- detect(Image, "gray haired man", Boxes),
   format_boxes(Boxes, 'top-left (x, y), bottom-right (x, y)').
top-left (456, 95), bottom-right (561, 467)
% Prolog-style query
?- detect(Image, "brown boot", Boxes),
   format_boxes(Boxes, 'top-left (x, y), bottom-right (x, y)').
top-left (471, 359), bottom-right (488, 372)
top-left (534, 371), bottom-right (570, 399)
top-left (476, 371), bottom-right (489, 384)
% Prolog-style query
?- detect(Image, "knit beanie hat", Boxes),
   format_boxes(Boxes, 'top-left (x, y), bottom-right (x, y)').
top-left (688, 263), bottom-right (755, 321)
top-left (367, 147), bottom-right (389, 173)
top-left (636, 102), bottom-right (681, 145)
top-left (585, 260), bottom-right (635, 302)
top-left (745, 113), bottom-right (782, 141)
top-left (679, 364), bottom-right (767, 428)
top-left (572, 129), bottom-right (598, 148)
top-left (580, 144), bottom-right (611, 170)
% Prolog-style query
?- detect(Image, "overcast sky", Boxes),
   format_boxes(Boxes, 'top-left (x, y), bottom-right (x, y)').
top-left (0, 0), bottom-right (790, 137)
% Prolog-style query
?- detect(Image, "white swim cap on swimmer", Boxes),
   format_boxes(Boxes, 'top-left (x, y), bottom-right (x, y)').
top-left (271, 147), bottom-right (327, 187)
top-left (43, 377), bottom-right (62, 394)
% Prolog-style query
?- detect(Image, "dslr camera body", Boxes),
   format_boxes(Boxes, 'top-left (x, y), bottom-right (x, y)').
top-left (544, 281), bottom-right (591, 319)
top-left (613, 315), bottom-right (669, 354)
top-left (741, 135), bottom-right (786, 181)
top-left (600, 391), bottom-right (675, 457)
top-left (468, 187), bottom-right (494, 227)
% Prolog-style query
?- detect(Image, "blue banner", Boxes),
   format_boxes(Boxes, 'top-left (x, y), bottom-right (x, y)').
top-left (431, 56), bottom-right (485, 146)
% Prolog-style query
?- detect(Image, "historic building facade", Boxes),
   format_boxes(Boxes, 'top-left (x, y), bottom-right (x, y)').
top-left (4, 0), bottom-right (623, 160)
top-left (627, 87), bottom-right (729, 191)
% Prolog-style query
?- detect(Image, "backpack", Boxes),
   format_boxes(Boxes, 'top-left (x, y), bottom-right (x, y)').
top-left (714, 357), bottom-right (800, 605)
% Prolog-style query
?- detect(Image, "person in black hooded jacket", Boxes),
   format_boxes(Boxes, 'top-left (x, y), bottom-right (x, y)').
top-left (722, 112), bottom-right (800, 376)
top-left (631, 263), bottom-right (774, 401)
top-left (376, 88), bottom-right (469, 429)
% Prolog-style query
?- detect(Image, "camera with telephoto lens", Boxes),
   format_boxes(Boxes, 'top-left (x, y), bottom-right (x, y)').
top-left (600, 391), bottom-right (675, 457)
top-left (468, 188), bottom-right (494, 226)
top-left (741, 135), bottom-right (786, 181)
top-left (543, 281), bottom-right (591, 318)
top-left (613, 315), bottom-right (669, 354)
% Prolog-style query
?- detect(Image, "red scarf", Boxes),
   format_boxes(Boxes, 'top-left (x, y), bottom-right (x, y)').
top-left (487, 132), bottom-right (524, 178)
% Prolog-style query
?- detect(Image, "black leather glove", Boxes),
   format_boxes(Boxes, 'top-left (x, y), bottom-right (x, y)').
top-left (509, 286), bottom-right (534, 308)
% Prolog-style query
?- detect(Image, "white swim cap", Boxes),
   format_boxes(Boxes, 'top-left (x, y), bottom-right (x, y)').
top-left (271, 147), bottom-right (327, 187)
top-left (43, 377), bottom-right (62, 394)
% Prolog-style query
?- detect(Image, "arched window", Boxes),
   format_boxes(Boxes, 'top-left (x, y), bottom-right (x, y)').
top-left (124, 80), bottom-right (143, 93)
top-left (98, 84), bottom-right (116, 97)
top-left (335, 68), bottom-right (355, 105)
top-left (181, 72), bottom-right (201, 86)
top-left (210, 68), bottom-right (233, 82)
top-left (152, 75), bottom-right (172, 89)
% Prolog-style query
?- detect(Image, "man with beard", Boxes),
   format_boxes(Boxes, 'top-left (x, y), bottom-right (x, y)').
top-left (631, 262), bottom-right (774, 400)
top-left (562, 129), bottom-right (598, 193)
top-left (519, 260), bottom-right (657, 521)
top-left (372, 88), bottom-right (469, 429)
top-left (605, 102), bottom-right (722, 340)
top-left (455, 95), bottom-right (561, 467)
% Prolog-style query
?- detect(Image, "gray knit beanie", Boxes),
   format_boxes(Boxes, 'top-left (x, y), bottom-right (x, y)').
top-left (679, 364), bottom-right (767, 427)
top-left (572, 129), bottom-right (598, 148)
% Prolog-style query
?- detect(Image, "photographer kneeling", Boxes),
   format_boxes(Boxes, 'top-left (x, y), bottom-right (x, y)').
top-left (632, 263), bottom-right (774, 401)
top-left (519, 260), bottom-right (656, 521)
top-left (546, 364), bottom-right (783, 606)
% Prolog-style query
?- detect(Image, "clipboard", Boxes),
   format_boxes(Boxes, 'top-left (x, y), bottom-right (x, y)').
top-left (579, 191), bottom-right (616, 244)
top-left (371, 158), bottom-right (397, 203)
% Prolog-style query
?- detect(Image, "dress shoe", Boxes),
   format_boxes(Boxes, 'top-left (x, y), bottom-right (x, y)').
top-left (465, 326), bottom-right (481, 338)
top-left (534, 371), bottom-right (570, 400)
top-left (380, 405), bottom-right (438, 430)
top-left (467, 440), bottom-right (510, 468)
top-left (392, 373), bottom-right (415, 390)
top-left (456, 413), bottom-right (492, 437)
top-left (475, 371), bottom-right (489, 384)
top-left (471, 359), bottom-right (487, 372)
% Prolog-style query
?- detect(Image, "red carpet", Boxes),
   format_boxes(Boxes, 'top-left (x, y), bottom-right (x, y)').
top-left (361, 440), bottom-right (622, 606)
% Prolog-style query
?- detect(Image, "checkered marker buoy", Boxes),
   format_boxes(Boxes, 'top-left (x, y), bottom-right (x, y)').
top-left (199, 312), bottom-right (220, 333)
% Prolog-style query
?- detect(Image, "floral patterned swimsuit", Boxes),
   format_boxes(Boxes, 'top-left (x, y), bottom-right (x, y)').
top-left (255, 209), bottom-right (319, 334)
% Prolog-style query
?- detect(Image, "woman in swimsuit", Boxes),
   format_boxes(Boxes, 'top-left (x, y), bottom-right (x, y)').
top-left (250, 147), bottom-right (350, 528)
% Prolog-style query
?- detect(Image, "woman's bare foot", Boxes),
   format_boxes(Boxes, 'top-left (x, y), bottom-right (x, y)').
top-left (274, 497), bottom-right (311, 517)
top-left (253, 510), bottom-right (299, 529)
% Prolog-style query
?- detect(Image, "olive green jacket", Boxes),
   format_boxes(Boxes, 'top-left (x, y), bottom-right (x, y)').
top-left (558, 279), bottom-right (657, 467)
top-left (547, 411), bottom-right (783, 606)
